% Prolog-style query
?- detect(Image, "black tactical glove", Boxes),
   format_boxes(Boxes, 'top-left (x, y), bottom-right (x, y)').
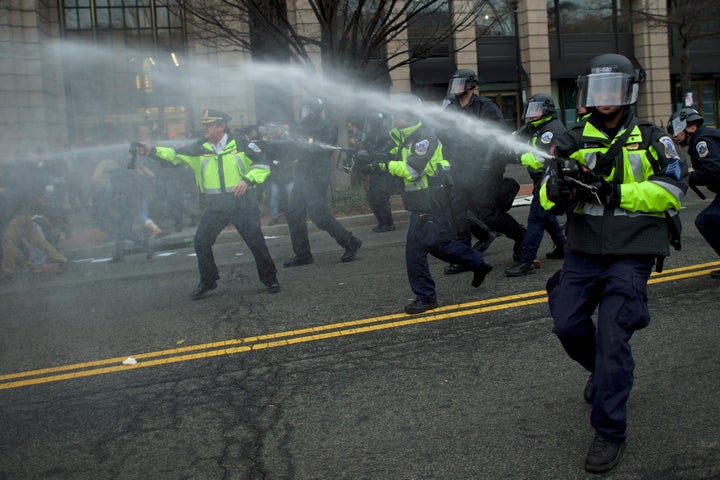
top-left (351, 150), bottom-right (374, 175)
top-left (574, 178), bottom-right (620, 207)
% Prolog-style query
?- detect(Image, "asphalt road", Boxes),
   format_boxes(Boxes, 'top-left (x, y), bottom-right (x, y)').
top-left (1, 194), bottom-right (719, 480)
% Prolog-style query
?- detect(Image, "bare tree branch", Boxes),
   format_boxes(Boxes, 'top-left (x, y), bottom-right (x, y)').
top-left (632, 0), bottom-right (720, 98)
top-left (181, 0), bottom-right (507, 82)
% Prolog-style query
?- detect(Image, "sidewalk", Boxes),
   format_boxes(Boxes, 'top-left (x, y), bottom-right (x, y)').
top-left (59, 183), bottom-right (534, 260)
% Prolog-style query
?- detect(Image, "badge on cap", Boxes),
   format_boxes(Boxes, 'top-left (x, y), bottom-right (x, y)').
top-left (540, 132), bottom-right (554, 144)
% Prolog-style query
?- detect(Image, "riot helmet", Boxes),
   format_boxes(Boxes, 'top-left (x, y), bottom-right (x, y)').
top-left (365, 111), bottom-right (391, 137)
top-left (575, 54), bottom-right (642, 108)
top-left (523, 93), bottom-right (556, 120)
top-left (300, 98), bottom-right (325, 121)
top-left (668, 107), bottom-right (703, 136)
top-left (447, 69), bottom-right (479, 98)
top-left (390, 93), bottom-right (423, 128)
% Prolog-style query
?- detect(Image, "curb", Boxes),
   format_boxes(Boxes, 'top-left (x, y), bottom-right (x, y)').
top-left (60, 189), bottom-right (535, 260)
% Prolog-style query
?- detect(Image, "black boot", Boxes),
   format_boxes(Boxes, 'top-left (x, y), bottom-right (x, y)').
top-left (283, 254), bottom-right (313, 268)
top-left (585, 436), bottom-right (626, 473)
top-left (471, 261), bottom-right (493, 287)
top-left (404, 299), bottom-right (439, 314)
top-left (341, 236), bottom-right (362, 263)
top-left (190, 281), bottom-right (217, 300)
top-left (546, 242), bottom-right (565, 259)
top-left (504, 262), bottom-right (535, 277)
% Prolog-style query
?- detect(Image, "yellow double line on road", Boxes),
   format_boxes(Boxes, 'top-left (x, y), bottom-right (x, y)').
top-left (2, 261), bottom-right (718, 391)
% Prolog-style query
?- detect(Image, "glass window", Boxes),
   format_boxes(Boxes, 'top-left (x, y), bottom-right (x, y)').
top-left (476, 0), bottom-right (514, 36)
top-left (60, 0), bottom-right (189, 141)
top-left (547, 0), bottom-right (630, 35)
top-left (96, 8), bottom-right (110, 28)
top-left (78, 8), bottom-right (92, 29)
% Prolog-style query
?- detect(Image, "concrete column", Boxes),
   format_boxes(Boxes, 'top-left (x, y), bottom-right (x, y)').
top-left (517, 0), bottom-right (552, 99)
top-left (0, 0), bottom-right (68, 157)
top-left (632, 0), bottom-right (672, 126)
top-left (451, 0), bottom-right (477, 74)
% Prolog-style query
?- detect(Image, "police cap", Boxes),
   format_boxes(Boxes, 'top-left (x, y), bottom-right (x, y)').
top-left (201, 109), bottom-right (232, 126)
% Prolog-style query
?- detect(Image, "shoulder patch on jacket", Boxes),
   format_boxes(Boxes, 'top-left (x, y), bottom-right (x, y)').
top-left (248, 142), bottom-right (262, 153)
top-left (696, 140), bottom-right (709, 158)
top-left (414, 139), bottom-right (430, 156)
top-left (659, 136), bottom-right (680, 160)
top-left (540, 131), bottom-right (554, 144)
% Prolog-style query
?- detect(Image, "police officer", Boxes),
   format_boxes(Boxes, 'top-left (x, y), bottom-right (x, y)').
top-left (283, 98), bottom-right (362, 267)
top-left (357, 111), bottom-right (402, 232)
top-left (441, 69), bottom-right (526, 274)
top-left (667, 107), bottom-right (720, 278)
top-left (540, 54), bottom-right (688, 472)
top-left (137, 109), bottom-right (280, 299)
top-left (353, 94), bottom-right (492, 314)
top-left (505, 94), bottom-right (567, 277)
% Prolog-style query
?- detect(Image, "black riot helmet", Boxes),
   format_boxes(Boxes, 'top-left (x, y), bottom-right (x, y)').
top-left (668, 107), bottom-right (703, 136)
top-left (300, 98), bottom-right (325, 121)
top-left (447, 69), bottom-right (480, 98)
top-left (364, 111), bottom-right (391, 137)
top-left (390, 93), bottom-right (423, 128)
top-left (575, 53), bottom-right (643, 108)
top-left (523, 93), bottom-right (556, 120)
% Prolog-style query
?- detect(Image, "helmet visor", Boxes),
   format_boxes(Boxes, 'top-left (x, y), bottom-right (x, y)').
top-left (576, 72), bottom-right (638, 107)
top-left (447, 77), bottom-right (468, 97)
top-left (670, 116), bottom-right (687, 136)
top-left (523, 101), bottom-right (546, 119)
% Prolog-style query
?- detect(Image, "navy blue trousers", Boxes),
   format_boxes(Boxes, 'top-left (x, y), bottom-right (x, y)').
top-left (548, 248), bottom-right (653, 442)
top-left (519, 191), bottom-right (566, 264)
top-left (406, 210), bottom-right (486, 303)
top-left (695, 194), bottom-right (720, 256)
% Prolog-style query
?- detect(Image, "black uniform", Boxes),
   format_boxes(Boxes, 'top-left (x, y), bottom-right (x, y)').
top-left (688, 124), bottom-right (720, 267)
top-left (285, 115), bottom-right (362, 265)
top-left (441, 95), bottom-right (526, 261)
top-left (357, 125), bottom-right (402, 231)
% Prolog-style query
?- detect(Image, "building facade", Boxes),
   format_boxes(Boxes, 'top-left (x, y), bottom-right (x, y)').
top-left (1, 0), bottom-right (719, 157)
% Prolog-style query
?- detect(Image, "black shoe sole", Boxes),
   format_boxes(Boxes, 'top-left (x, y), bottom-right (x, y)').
top-left (504, 267), bottom-right (535, 277)
top-left (191, 284), bottom-right (217, 300)
top-left (283, 257), bottom-right (313, 268)
top-left (404, 302), bottom-right (439, 315)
